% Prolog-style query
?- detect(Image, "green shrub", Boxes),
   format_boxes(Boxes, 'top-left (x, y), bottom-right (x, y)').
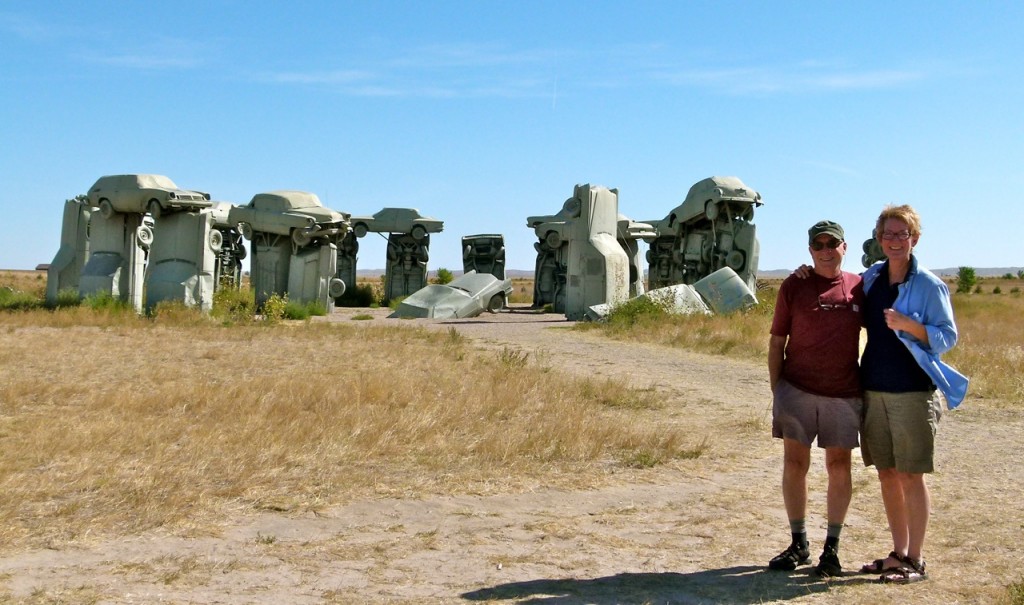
top-left (262, 293), bottom-right (288, 324)
top-left (0, 287), bottom-right (43, 311)
top-left (433, 268), bottom-right (454, 285)
top-left (83, 292), bottom-right (133, 313)
top-left (49, 288), bottom-right (82, 309)
top-left (993, 286), bottom-right (1002, 295)
top-left (957, 266), bottom-right (977, 293)
top-left (335, 283), bottom-right (377, 307)
top-left (212, 286), bottom-right (255, 323)
top-left (283, 299), bottom-right (328, 320)
top-left (604, 295), bottom-right (672, 328)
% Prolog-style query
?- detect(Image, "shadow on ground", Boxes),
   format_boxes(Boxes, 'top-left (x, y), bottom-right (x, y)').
top-left (461, 566), bottom-right (875, 604)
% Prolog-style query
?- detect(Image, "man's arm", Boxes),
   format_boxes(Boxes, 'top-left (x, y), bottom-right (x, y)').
top-left (768, 334), bottom-right (787, 392)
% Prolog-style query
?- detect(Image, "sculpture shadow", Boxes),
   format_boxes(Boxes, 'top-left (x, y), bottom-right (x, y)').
top-left (461, 566), bottom-right (875, 604)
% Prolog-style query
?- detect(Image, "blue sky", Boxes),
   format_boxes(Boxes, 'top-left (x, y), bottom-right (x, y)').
top-left (2, 1), bottom-right (1021, 274)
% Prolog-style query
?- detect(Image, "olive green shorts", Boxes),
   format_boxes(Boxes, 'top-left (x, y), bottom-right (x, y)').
top-left (861, 390), bottom-right (943, 473)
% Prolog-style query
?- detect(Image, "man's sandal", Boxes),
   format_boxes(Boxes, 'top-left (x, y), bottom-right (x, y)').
top-left (879, 557), bottom-right (927, 584)
top-left (859, 551), bottom-right (906, 574)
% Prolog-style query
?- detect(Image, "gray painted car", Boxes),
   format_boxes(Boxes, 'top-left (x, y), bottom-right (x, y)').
top-left (88, 174), bottom-right (212, 218)
top-left (389, 270), bottom-right (513, 319)
top-left (350, 207), bottom-right (443, 240)
top-left (228, 190), bottom-right (349, 247)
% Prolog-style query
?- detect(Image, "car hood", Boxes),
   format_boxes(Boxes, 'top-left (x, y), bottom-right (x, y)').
top-left (390, 285), bottom-right (473, 319)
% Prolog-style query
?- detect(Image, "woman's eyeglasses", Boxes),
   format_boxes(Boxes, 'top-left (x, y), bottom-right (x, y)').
top-left (810, 239), bottom-right (842, 251)
top-left (881, 231), bottom-right (912, 241)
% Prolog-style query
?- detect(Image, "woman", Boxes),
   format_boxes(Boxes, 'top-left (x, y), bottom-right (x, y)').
top-left (857, 204), bottom-right (969, 584)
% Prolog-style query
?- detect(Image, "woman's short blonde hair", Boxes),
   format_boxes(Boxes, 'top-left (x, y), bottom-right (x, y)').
top-left (875, 204), bottom-right (922, 238)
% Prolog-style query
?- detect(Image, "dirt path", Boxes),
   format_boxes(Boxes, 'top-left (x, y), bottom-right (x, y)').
top-left (1, 307), bottom-right (1020, 604)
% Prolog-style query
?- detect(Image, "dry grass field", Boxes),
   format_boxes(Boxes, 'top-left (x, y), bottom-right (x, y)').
top-left (1, 269), bottom-right (1022, 604)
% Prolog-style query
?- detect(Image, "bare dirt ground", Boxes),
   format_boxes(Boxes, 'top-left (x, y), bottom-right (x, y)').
top-left (1, 306), bottom-right (1021, 604)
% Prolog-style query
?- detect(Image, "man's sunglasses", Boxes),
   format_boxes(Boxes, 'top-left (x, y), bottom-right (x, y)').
top-left (810, 239), bottom-right (842, 251)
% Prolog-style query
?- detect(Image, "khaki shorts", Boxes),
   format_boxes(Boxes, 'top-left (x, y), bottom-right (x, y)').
top-left (862, 390), bottom-right (942, 473)
top-left (772, 378), bottom-right (862, 449)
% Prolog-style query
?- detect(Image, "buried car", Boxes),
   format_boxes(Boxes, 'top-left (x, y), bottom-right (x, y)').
top-left (350, 207), bottom-right (443, 240)
top-left (389, 270), bottom-right (513, 319)
top-left (88, 174), bottom-right (212, 218)
top-left (228, 190), bottom-right (349, 247)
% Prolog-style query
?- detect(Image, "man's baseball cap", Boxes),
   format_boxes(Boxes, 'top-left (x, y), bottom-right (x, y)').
top-left (808, 220), bottom-right (845, 245)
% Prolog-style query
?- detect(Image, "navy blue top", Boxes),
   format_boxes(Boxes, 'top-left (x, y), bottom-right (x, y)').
top-left (861, 262), bottom-right (934, 392)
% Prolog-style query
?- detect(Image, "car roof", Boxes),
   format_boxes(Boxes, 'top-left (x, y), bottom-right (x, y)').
top-left (250, 190), bottom-right (323, 211)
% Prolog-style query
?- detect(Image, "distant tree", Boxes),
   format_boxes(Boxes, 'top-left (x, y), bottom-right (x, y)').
top-left (433, 268), bottom-right (454, 285)
top-left (1018, 270), bottom-right (1024, 280)
top-left (956, 266), bottom-right (977, 294)
top-left (1003, 273), bottom-right (1015, 280)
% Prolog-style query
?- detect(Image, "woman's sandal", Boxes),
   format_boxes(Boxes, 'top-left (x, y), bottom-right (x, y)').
top-left (859, 551), bottom-right (906, 574)
top-left (879, 557), bottom-right (927, 584)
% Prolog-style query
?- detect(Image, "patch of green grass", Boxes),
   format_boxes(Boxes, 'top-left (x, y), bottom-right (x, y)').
top-left (0, 287), bottom-right (44, 311)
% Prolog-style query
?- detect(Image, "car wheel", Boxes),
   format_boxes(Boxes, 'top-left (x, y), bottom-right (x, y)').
top-left (236, 244), bottom-right (247, 260)
top-left (148, 199), bottom-right (162, 219)
top-left (237, 222), bottom-right (253, 240)
top-left (705, 200), bottom-right (720, 221)
top-left (411, 225), bottom-right (427, 240)
top-left (353, 223), bottom-right (368, 238)
top-left (545, 231), bottom-right (562, 249)
top-left (328, 278), bottom-right (346, 299)
top-left (292, 227), bottom-right (312, 248)
top-left (98, 199), bottom-right (114, 219)
top-left (486, 294), bottom-right (504, 313)
top-left (209, 229), bottom-right (224, 252)
top-left (136, 225), bottom-right (154, 248)
top-left (726, 250), bottom-right (745, 270)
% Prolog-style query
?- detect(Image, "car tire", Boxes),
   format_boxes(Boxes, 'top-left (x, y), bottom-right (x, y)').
top-left (98, 199), bottom-right (114, 219)
top-left (209, 229), bottom-right (223, 252)
top-left (292, 227), bottom-right (312, 248)
top-left (411, 225), bottom-right (427, 240)
top-left (705, 200), bottom-right (720, 221)
top-left (487, 294), bottom-right (504, 313)
top-left (545, 231), bottom-right (561, 249)
top-left (237, 222), bottom-right (253, 240)
top-left (353, 223), bottom-right (368, 238)
top-left (148, 199), bottom-right (162, 219)
top-left (136, 225), bottom-right (154, 248)
top-left (328, 278), bottom-right (346, 299)
top-left (726, 250), bottom-right (745, 270)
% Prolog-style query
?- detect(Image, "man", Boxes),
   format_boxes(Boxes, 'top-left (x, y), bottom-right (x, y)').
top-left (767, 220), bottom-right (865, 576)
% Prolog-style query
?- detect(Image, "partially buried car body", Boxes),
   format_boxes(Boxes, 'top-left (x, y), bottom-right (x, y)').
top-left (389, 271), bottom-right (513, 319)
top-left (88, 174), bottom-right (211, 218)
top-left (228, 190), bottom-right (350, 247)
top-left (350, 207), bottom-right (443, 240)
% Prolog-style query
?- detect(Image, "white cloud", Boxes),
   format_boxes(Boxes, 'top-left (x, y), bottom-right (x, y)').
top-left (653, 62), bottom-right (926, 95)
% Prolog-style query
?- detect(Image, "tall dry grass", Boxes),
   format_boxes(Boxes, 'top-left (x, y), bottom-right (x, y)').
top-left (585, 279), bottom-right (1024, 405)
top-left (945, 282), bottom-right (1024, 405)
top-left (576, 283), bottom-right (778, 361)
top-left (0, 309), bottom-right (701, 551)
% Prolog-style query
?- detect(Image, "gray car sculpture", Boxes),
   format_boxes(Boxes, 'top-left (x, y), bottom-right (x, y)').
top-left (646, 176), bottom-right (762, 292)
top-left (389, 270), bottom-right (513, 319)
top-left (350, 207), bottom-right (443, 240)
top-left (228, 190), bottom-right (349, 248)
top-left (88, 174), bottom-right (212, 219)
